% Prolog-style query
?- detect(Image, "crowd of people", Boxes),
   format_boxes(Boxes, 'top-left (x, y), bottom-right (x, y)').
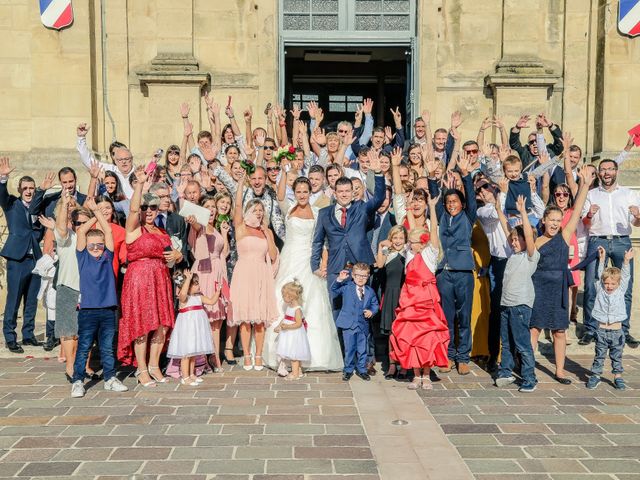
top-left (1, 95), bottom-right (638, 397)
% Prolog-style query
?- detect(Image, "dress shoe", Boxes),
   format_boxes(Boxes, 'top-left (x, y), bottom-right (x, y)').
top-left (43, 338), bottom-right (60, 352)
top-left (457, 362), bottom-right (471, 375)
top-left (22, 338), bottom-right (42, 347)
top-left (367, 363), bottom-right (377, 376)
top-left (342, 372), bottom-right (353, 381)
top-left (6, 342), bottom-right (24, 354)
top-left (439, 359), bottom-right (455, 373)
top-left (356, 371), bottom-right (371, 381)
top-left (625, 335), bottom-right (639, 349)
top-left (554, 375), bottom-right (572, 385)
top-left (578, 333), bottom-right (595, 346)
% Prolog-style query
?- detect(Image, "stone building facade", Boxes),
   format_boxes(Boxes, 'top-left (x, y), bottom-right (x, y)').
top-left (0, 0), bottom-right (639, 179)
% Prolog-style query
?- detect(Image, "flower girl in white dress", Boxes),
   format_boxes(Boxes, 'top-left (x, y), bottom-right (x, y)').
top-left (274, 280), bottom-right (311, 381)
top-left (167, 271), bottom-right (220, 386)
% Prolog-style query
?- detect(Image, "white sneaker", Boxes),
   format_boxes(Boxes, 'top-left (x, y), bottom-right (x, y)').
top-left (104, 376), bottom-right (129, 392)
top-left (71, 380), bottom-right (85, 398)
top-left (495, 376), bottom-right (516, 388)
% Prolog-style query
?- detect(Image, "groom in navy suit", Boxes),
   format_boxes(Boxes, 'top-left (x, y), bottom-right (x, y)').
top-left (311, 154), bottom-right (386, 316)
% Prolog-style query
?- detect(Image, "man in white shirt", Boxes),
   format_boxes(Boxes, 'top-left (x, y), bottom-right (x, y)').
top-left (580, 159), bottom-right (640, 348)
top-left (76, 123), bottom-right (135, 199)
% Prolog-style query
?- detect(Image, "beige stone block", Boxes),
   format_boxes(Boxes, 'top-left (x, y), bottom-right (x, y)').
top-left (11, 3), bottom-right (28, 28)
top-left (57, 85), bottom-right (92, 117)
top-left (1, 31), bottom-right (30, 59)
top-left (0, 87), bottom-right (30, 119)
top-left (0, 119), bottom-right (30, 151)
top-left (0, 4), bottom-right (12, 27)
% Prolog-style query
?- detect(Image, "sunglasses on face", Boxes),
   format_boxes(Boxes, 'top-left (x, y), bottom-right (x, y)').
top-left (554, 191), bottom-right (569, 198)
top-left (264, 145), bottom-right (276, 151)
top-left (338, 129), bottom-right (349, 134)
top-left (475, 185), bottom-right (491, 194)
top-left (72, 220), bottom-right (87, 227)
top-left (87, 242), bottom-right (105, 251)
top-left (464, 149), bottom-right (479, 154)
top-left (528, 140), bottom-right (537, 146)
top-left (140, 205), bottom-right (159, 212)
top-left (266, 167), bottom-right (280, 173)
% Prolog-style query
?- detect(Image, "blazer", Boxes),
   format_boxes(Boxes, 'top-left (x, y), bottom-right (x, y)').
top-left (311, 174), bottom-right (386, 274)
top-left (29, 188), bottom-right (88, 219)
top-left (367, 211), bottom-right (396, 254)
top-left (0, 182), bottom-right (43, 261)
top-left (164, 211), bottom-right (190, 267)
top-left (509, 124), bottom-right (564, 169)
top-left (330, 279), bottom-right (379, 330)
top-left (428, 173), bottom-right (477, 271)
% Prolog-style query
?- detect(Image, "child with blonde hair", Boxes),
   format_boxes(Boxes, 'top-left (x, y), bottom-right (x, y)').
top-left (274, 280), bottom-right (311, 381)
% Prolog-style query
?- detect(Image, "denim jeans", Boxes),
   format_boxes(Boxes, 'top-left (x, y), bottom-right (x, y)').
top-left (498, 305), bottom-right (537, 387)
top-left (437, 269), bottom-right (474, 364)
top-left (488, 256), bottom-right (508, 362)
top-left (591, 327), bottom-right (625, 375)
top-left (583, 236), bottom-right (633, 335)
top-left (72, 308), bottom-right (117, 383)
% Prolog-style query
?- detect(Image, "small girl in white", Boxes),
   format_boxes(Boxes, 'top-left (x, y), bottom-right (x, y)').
top-left (274, 280), bottom-right (311, 381)
top-left (167, 270), bottom-right (219, 386)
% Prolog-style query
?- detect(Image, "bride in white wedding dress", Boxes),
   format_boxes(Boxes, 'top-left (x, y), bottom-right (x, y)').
top-left (262, 175), bottom-right (343, 371)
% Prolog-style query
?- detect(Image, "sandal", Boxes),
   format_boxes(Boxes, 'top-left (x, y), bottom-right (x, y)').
top-left (421, 379), bottom-right (433, 390)
top-left (408, 377), bottom-right (422, 390)
top-left (134, 369), bottom-right (156, 388)
top-left (179, 376), bottom-right (199, 386)
top-left (243, 355), bottom-right (253, 371)
top-left (224, 348), bottom-right (237, 365)
top-left (190, 375), bottom-right (204, 384)
top-left (148, 365), bottom-right (169, 383)
top-left (384, 364), bottom-right (397, 380)
top-left (254, 355), bottom-right (264, 371)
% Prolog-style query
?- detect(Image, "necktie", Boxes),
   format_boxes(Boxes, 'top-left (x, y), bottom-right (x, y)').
top-left (156, 214), bottom-right (165, 229)
top-left (340, 207), bottom-right (347, 228)
top-left (373, 213), bottom-right (382, 230)
top-left (371, 214), bottom-right (382, 254)
top-left (358, 286), bottom-right (364, 300)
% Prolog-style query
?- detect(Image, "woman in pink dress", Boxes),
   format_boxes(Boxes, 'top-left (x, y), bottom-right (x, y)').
top-left (230, 171), bottom-right (279, 371)
top-left (184, 195), bottom-right (231, 371)
top-left (119, 167), bottom-right (182, 387)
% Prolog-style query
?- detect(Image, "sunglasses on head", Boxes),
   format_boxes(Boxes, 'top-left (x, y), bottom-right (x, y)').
top-left (554, 191), bottom-right (569, 198)
top-left (72, 220), bottom-right (87, 227)
top-left (87, 242), bottom-right (105, 251)
top-left (264, 145), bottom-right (276, 151)
top-left (140, 205), bottom-right (159, 212)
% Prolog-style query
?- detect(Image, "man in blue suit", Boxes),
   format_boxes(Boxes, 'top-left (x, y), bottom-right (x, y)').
top-left (331, 263), bottom-right (379, 381)
top-left (0, 158), bottom-right (52, 353)
top-left (310, 154), bottom-right (386, 317)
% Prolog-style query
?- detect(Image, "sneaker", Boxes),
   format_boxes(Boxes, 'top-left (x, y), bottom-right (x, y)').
top-left (613, 377), bottom-right (626, 390)
top-left (625, 335), bottom-right (639, 349)
top-left (104, 376), bottom-right (129, 392)
top-left (586, 375), bottom-right (601, 390)
top-left (495, 376), bottom-right (516, 388)
top-left (70, 380), bottom-right (85, 398)
top-left (518, 383), bottom-right (537, 393)
top-left (578, 333), bottom-right (595, 346)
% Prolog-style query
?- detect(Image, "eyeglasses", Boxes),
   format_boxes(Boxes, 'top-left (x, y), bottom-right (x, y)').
top-left (338, 129), bottom-right (349, 134)
top-left (87, 242), bottom-right (105, 251)
top-left (266, 167), bottom-right (280, 173)
top-left (554, 191), bottom-right (569, 198)
top-left (464, 149), bottom-right (479, 154)
top-left (353, 273), bottom-right (369, 279)
top-left (140, 205), bottom-right (159, 212)
top-left (264, 145), bottom-right (276, 151)
top-left (599, 167), bottom-right (617, 172)
top-left (72, 220), bottom-right (87, 227)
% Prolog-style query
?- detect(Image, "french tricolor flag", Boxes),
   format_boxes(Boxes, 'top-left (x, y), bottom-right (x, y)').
top-left (39, 0), bottom-right (73, 30)
top-left (619, 0), bottom-right (640, 37)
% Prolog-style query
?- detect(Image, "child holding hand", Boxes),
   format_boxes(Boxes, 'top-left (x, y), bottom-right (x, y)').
top-left (274, 280), bottom-right (311, 381)
top-left (586, 247), bottom-right (633, 391)
top-left (167, 270), bottom-right (218, 386)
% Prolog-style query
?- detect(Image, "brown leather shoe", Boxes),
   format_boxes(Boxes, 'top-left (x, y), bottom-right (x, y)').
top-left (367, 363), bottom-right (377, 376)
top-left (439, 359), bottom-right (455, 373)
top-left (457, 362), bottom-right (471, 375)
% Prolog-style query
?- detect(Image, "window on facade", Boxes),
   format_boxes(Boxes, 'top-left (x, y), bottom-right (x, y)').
top-left (354, 0), bottom-right (410, 31)
top-left (329, 95), bottom-right (363, 113)
top-left (291, 93), bottom-right (320, 111)
top-left (283, 0), bottom-right (339, 31)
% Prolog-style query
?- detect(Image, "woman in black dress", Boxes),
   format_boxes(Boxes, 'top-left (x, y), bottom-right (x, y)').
top-left (375, 225), bottom-right (408, 378)
top-left (531, 166), bottom-right (591, 384)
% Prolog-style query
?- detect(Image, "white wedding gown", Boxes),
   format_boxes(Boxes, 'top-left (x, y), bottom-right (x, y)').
top-left (262, 206), bottom-right (344, 371)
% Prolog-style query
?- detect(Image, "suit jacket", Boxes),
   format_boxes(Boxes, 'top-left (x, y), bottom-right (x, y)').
top-left (29, 188), bottom-right (87, 219)
top-left (311, 174), bottom-right (386, 274)
top-left (163, 211), bottom-right (189, 267)
top-left (367, 211), bottom-right (396, 254)
top-left (0, 182), bottom-right (44, 261)
top-left (509, 125), bottom-right (564, 169)
top-left (330, 279), bottom-right (379, 330)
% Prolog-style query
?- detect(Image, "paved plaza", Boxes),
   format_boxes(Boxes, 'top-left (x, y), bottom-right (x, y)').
top-left (0, 348), bottom-right (639, 480)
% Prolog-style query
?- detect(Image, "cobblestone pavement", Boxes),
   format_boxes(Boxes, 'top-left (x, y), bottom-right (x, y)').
top-left (418, 354), bottom-right (640, 480)
top-left (0, 358), bottom-right (380, 480)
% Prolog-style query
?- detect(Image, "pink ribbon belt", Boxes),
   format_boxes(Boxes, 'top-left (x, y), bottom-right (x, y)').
top-left (179, 305), bottom-right (204, 313)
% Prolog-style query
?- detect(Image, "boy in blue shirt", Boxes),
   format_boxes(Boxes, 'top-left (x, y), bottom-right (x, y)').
top-left (71, 198), bottom-right (128, 398)
top-left (331, 263), bottom-right (379, 382)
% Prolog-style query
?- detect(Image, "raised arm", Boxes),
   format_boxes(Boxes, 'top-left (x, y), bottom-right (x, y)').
top-left (180, 103), bottom-right (195, 154)
top-left (427, 192), bottom-right (440, 251)
top-left (494, 187), bottom-right (511, 237)
top-left (476, 116), bottom-right (492, 147)
top-left (75, 216), bottom-right (98, 251)
top-left (364, 155), bottom-right (386, 214)
top-left (457, 152), bottom-right (478, 223)
top-left (233, 171), bottom-right (246, 228)
top-left (125, 167), bottom-right (147, 238)
top-left (515, 195), bottom-right (535, 256)
top-left (509, 115), bottom-right (530, 158)
top-left (562, 165), bottom-right (590, 244)
top-left (86, 197), bottom-right (114, 251)
top-left (55, 191), bottom-right (72, 240)
top-left (493, 116), bottom-right (509, 148)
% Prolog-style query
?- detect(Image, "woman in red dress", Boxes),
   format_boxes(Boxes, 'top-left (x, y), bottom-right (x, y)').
top-left (390, 195), bottom-right (450, 390)
top-left (118, 167), bottom-right (183, 387)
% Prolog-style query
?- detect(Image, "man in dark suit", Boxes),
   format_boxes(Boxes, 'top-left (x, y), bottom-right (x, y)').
top-left (149, 183), bottom-right (189, 268)
top-left (0, 158), bottom-right (53, 353)
top-left (311, 154), bottom-right (386, 318)
top-left (30, 167), bottom-right (87, 219)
